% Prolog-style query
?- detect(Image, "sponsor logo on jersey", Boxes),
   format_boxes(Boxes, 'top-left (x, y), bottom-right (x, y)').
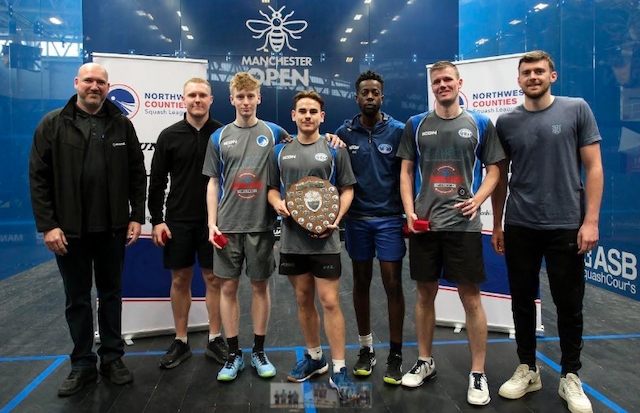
top-left (348, 145), bottom-right (359, 152)
top-left (429, 164), bottom-right (463, 195)
top-left (223, 140), bottom-right (238, 146)
top-left (552, 124), bottom-right (562, 134)
top-left (422, 130), bottom-right (437, 136)
top-left (458, 128), bottom-right (473, 139)
top-left (282, 154), bottom-right (296, 160)
top-left (315, 153), bottom-right (328, 162)
top-left (378, 143), bottom-right (393, 154)
top-left (231, 171), bottom-right (263, 200)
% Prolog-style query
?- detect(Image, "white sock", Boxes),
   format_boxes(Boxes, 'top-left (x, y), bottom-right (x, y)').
top-left (358, 333), bottom-right (373, 350)
top-left (176, 336), bottom-right (188, 344)
top-left (209, 333), bottom-right (221, 342)
top-left (308, 346), bottom-right (323, 360)
top-left (332, 359), bottom-right (346, 373)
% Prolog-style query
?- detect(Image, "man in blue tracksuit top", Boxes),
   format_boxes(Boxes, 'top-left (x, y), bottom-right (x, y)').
top-left (335, 70), bottom-right (406, 385)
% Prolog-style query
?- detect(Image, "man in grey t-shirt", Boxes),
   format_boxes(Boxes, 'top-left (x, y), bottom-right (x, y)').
top-left (492, 51), bottom-right (603, 413)
top-left (267, 90), bottom-right (358, 400)
top-left (397, 61), bottom-right (505, 405)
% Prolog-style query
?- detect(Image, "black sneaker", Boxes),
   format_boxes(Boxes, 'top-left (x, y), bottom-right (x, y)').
top-left (205, 336), bottom-right (229, 365)
top-left (159, 339), bottom-right (192, 369)
top-left (383, 352), bottom-right (403, 385)
top-left (100, 358), bottom-right (133, 385)
top-left (57, 368), bottom-right (98, 397)
top-left (353, 346), bottom-right (376, 376)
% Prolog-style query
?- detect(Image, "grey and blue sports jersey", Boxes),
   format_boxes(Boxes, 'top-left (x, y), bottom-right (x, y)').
top-left (496, 97), bottom-right (602, 229)
top-left (396, 110), bottom-right (505, 232)
top-left (202, 120), bottom-right (289, 233)
top-left (268, 137), bottom-right (356, 254)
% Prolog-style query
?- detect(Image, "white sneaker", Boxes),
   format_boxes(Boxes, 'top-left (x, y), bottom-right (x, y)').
top-left (498, 364), bottom-right (542, 399)
top-left (559, 373), bottom-right (593, 413)
top-left (401, 358), bottom-right (436, 388)
top-left (467, 372), bottom-right (491, 406)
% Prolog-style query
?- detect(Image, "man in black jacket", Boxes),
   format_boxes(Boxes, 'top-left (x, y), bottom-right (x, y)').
top-left (148, 77), bottom-right (228, 369)
top-left (29, 62), bottom-right (146, 397)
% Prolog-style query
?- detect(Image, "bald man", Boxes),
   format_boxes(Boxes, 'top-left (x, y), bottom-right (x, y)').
top-left (29, 63), bottom-right (146, 396)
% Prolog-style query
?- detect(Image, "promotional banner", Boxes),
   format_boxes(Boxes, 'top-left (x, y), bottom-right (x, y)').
top-left (93, 53), bottom-right (210, 338)
top-left (426, 54), bottom-right (544, 335)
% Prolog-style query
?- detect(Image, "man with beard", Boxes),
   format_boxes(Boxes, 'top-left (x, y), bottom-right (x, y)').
top-left (397, 61), bottom-right (505, 406)
top-left (29, 63), bottom-right (146, 396)
top-left (148, 78), bottom-right (228, 370)
top-left (335, 70), bottom-right (406, 385)
top-left (493, 50), bottom-right (603, 413)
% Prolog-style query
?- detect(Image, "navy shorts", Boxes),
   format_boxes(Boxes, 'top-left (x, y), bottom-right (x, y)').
top-left (344, 217), bottom-right (406, 262)
top-left (409, 231), bottom-right (486, 284)
top-left (163, 220), bottom-right (213, 270)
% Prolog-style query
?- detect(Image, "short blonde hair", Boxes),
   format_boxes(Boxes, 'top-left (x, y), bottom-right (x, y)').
top-left (183, 77), bottom-right (211, 93)
top-left (229, 72), bottom-right (261, 94)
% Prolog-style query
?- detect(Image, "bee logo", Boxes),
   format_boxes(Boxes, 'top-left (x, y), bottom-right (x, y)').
top-left (246, 6), bottom-right (308, 53)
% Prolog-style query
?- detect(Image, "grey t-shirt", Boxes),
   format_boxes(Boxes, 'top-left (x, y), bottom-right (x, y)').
top-left (496, 96), bottom-right (602, 229)
top-left (268, 138), bottom-right (356, 254)
top-left (397, 110), bottom-right (505, 232)
top-left (202, 120), bottom-right (289, 233)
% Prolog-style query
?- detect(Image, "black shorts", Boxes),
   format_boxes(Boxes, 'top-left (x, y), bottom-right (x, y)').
top-left (409, 231), bottom-right (486, 284)
top-left (278, 253), bottom-right (342, 279)
top-left (163, 220), bottom-right (213, 270)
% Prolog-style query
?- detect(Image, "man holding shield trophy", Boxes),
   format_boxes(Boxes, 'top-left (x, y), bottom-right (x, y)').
top-left (267, 90), bottom-right (358, 400)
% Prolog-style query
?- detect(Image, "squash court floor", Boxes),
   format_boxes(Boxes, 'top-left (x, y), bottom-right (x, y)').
top-left (0, 248), bottom-right (638, 413)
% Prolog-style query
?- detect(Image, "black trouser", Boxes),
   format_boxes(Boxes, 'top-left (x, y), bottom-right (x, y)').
top-left (504, 224), bottom-right (585, 375)
top-left (55, 230), bottom-right (126, 369)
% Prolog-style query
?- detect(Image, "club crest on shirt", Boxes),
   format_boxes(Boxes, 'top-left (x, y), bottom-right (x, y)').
top-left (315, 153), bottom-right (328, 162)
top-left (458, 128), bottom-right (473, 139)
top-left (378, 144), bottom-right (393, 154)
top-left (552, 124), bottom-right (562, 134)
top-left (256, 135), bottom-right (270, 147)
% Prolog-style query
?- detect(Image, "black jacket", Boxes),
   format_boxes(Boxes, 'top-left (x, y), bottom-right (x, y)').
top-left (148, 115), bottom-right (222, 225)
top-left (29, 95), bottom-right (147, 238)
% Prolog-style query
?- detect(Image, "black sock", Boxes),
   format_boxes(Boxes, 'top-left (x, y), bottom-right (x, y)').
top-left (253, 334), bottom-right (266, 352)
top-left (528, 363), bottom-right (537, 371)
top-left (227, 336), bottom-right (240, 354)
top-left (390, 341), bottom-right (402, 355)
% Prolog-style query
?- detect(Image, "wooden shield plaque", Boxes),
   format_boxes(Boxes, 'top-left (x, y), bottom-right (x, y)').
top-left (285, 176), bottom-right (340, 234)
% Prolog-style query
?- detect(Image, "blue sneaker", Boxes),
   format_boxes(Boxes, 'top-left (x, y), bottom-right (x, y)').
top-left (330, 367), bottom-right (358, 400)
top-left (287, 352), bottom-right (328, 382)
top-left (251, 351), bottom-right (276, 378)
top-left (217, 351), bottom-right (245, 381)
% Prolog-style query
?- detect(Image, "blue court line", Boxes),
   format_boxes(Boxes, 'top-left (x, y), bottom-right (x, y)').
top-left (535, 352), bottom-right (628, 413)
top-left (0, 356), bottom-right (66, 413)
top-left (2, 333), bottom-right (638, 413)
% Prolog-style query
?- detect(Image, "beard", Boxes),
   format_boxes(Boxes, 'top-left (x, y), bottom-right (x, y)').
top-left (360, 103), bottom-right (380, 118)
top-left (522, 82), bottom-right (551, 100)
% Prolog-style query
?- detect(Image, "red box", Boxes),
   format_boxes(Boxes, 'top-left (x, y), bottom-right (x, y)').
top-left (161, 231), bottom-right (169, 244)
top-left (414, 219), bottom-right (430, 231)
top-left (214, 233), bottom-right (228, 248)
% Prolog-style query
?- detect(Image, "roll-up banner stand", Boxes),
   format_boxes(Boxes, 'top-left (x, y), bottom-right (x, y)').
top-left (427, 54), bottom-right (544, 336)
top-left (93, 53), bottom-right (210, 340)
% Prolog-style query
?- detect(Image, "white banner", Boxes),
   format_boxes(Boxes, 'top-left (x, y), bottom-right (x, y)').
top-left (427, 54), bottom-right (544, 336)
top-left (93, 53), bottom-right (210, 338)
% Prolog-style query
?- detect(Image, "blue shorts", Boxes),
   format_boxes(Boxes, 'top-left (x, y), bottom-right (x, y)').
top-left (344, 217), bottom-right (406, 262)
